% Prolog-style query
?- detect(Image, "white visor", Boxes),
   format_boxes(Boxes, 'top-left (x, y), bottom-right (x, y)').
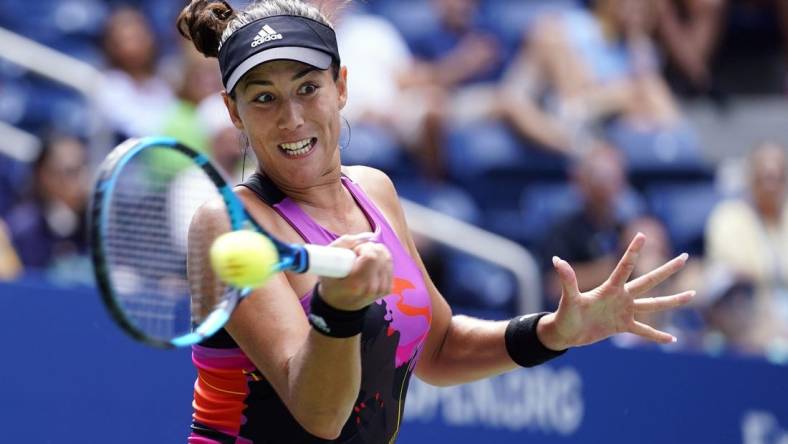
top-left (225, 47), bottom-right (333, 93)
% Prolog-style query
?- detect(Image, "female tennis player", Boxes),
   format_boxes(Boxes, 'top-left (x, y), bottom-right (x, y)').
top-left (177, 1), bottom-right (695, 442)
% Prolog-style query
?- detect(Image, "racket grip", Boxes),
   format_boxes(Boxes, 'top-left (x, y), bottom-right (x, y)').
top-left (303, 244), bottom-right (355, 278)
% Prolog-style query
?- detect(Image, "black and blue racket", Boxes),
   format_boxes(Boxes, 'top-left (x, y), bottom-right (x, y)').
top-left (90, 137), bottom-right (355, 348)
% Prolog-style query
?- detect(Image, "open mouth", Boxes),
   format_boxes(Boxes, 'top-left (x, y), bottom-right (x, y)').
top-left (278, 137), bottom-right (317, 158)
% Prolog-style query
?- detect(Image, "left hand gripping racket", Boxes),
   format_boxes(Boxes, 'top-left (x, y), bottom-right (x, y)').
top-left (90, 137), bottom-right (356, 348)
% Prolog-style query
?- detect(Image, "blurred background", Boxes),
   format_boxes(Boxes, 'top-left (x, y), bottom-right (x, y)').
top-left (0, 0), bottom-right (787, 442)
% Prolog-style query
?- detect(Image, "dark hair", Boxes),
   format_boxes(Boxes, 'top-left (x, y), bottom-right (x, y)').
top-left (177, 0), bottom-right (236, 58)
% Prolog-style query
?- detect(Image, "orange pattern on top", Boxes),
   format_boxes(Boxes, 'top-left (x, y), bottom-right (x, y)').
top-left (192, 366), bottom-right (249, 434)
top-left (390, 278), bottom-right (432, 325)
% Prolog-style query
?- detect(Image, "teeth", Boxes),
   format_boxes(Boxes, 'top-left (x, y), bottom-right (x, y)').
top-left (280, 138), bottom-right (312, 151)
top-left (285, 145), bottom-right (311, 156)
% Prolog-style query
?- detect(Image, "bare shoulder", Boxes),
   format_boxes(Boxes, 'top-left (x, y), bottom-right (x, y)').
top-left (342, 165), bottom-right (399, 206)
top-left (189, 197), bottom-right (232, 234)
top-left (343, 165), bottom-right (408, 233)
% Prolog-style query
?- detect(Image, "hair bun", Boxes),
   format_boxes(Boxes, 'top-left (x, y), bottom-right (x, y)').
top-left (177, 0), bottom-right (235, 58)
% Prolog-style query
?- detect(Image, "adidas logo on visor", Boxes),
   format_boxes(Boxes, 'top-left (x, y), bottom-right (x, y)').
top-left (251, 24), bottom-right (283, 47)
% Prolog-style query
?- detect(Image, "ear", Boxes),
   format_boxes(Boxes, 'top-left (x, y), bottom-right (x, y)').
top-left (222, 91), bottom-right (245, 131)
top-left (336, 66), bottom-right (348, 111)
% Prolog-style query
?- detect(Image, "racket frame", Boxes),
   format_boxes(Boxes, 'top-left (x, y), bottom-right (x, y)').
top-left (90, 137), bottom-right (308, 348)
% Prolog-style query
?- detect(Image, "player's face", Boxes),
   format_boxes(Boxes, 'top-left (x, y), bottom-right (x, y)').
top-left (225, 60), bottom-right (348, 186)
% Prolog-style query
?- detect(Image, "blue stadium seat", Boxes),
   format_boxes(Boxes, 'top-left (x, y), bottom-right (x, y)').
top-left (368, 0), bottom-right (438, 48)
top-left (441, 251), bottom-right (517, 315)
top-left (645, 181), bottom-right (721, 256)
top-left (605, 119), bottom-right (713, 187)
top-left (50, 35), bottom-right (104, 67)
top-left (516, 180), bottom-right (646, 250)
top-left (8, 77), bottom-right (90, 136)
top-left (139, 0), bottom-right (181, 55)
top-left (394, 178), bottom-right (482, 225)
top-left (518, 181), bottom-right (581, 247)
top-left (480, 0), bottom-right (580, 52)
top-left (341, 123), bottom-right (414, 179)
top-left (445, 120), bottom-right (567, 220)
top-left (446, 120), bottom-right (566, 182)
top-left (0, 78), bottom-right (30, 127)
top-left (0, 0), bottom-right (107, 42)
top-left (446, 120), bottom-right (526, 180)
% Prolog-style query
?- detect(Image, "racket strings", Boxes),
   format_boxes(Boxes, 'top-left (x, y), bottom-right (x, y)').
top-left (103, 151), bottom-right (230, 342)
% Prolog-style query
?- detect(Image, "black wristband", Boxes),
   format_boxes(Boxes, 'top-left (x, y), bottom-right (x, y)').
top-left (308, 285), bottom-right (369, 338)
top-left (505, 312), bottom-right (568, 368)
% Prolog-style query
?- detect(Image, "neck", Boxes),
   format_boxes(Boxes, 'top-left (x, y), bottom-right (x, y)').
top-left (759, 206), bottom-right (781, 225)
top-left (264, 164), bottom-right (351, 214)
top-left (585, 201), bottom-right (615, 227)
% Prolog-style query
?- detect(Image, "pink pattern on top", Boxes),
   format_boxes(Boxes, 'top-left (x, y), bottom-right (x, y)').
top-left (287, 176), bottom-right (433, 369)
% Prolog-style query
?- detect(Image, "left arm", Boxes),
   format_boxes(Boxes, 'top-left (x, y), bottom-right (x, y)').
top-left (352, 167), bottom-right (695, 387)
top-left (416, 236), bottom-right (695, 387)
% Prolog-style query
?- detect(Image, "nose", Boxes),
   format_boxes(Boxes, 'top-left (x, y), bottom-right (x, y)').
top-left (277, 98), bottom-right (304, 132)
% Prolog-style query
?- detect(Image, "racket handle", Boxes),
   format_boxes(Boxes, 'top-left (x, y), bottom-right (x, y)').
top-left (303, 244), bottom-right (355, 278)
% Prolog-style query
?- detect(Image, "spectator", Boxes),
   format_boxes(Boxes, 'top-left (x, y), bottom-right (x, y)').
top-left (195, 94), bottom-right (245, 180)
top-left (653, 0), bottom-right (726, 97)
top-left (0, 219), bottom-right (21, 281)
top-left (406, 0), bottom-right (508, 178)
top-left (97, 6), bottom-right (175, 139)
top-left (0, 153), bottom-right (30, 217)
top-left (412, 0), bottom-right (504, 88)
top-left (717, 0), bottom-right (788, 94)
top-left (541, 142), bottom-right (643, 305)
top-left (705, 141), bottom-right (788, 344)
top-left (499, 0), bottom-right (687, 155)
top-left (332, 2), bottom-right (444, 179)
top-left (699, 266), bottom-right (765, 355)
top-left (170, 94), bottom-right (245, 254)
top-left (5, 134), bottom-right (90, 272)
top-left (160, 45), bottom-right (222, 153)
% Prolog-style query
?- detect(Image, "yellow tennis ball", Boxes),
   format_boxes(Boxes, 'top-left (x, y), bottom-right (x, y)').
top-left (210, 230), bottom-right (279, 288)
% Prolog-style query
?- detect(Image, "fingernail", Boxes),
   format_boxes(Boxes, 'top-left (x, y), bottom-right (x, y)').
top-left (679, 252), bottom-right (689, 261)
top-left (671, 336), bottom-right (677, 343)
top-left (552, 256), bottom-right (560, 266)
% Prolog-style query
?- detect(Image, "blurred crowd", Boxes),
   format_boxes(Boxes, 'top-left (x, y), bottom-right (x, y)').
top-left (0, 0), bottom-right (787, 362)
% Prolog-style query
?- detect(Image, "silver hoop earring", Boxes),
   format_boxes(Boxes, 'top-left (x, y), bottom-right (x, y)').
top-left (339, 116), bottom-right (352, 151)
top-left (239, 133), bottom-right (248, 182)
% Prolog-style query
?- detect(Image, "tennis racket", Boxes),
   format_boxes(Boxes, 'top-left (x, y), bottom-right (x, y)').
top-left (90, 136), bottom-right (356, 348)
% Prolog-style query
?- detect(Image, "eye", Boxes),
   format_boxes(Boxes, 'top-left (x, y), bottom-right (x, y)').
top-left (254, 92), bottom-right (275, 104)
top-left (298, 83), bottom-right (319, 95)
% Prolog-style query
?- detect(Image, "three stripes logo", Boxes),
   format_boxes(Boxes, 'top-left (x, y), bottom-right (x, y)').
top-left (251, 24), bottom-right (283, 47)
